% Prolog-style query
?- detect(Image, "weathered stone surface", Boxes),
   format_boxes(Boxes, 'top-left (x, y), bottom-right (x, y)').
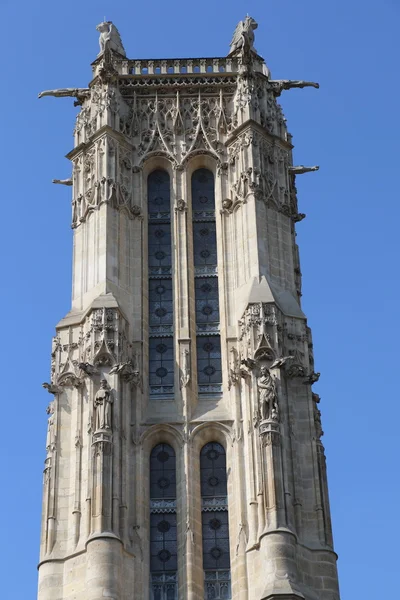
top-left (37, 18), bottom-right (339, 600)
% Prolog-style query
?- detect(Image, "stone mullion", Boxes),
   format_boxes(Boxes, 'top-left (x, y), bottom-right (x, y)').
top-left (185, 168), bottom-right (198, 401)
top-left (175, 166), bottom-right (197, 598)
top-left (173, 169), bottom-right (189, 336)
top-left (185, 441), bottom-right (203, 600)
top-left (173, 168), bottom-right (192, 421)
top-left (182, 441), bottom-right (198, 600)
top-left (215, 167), bottom-right (228, 389)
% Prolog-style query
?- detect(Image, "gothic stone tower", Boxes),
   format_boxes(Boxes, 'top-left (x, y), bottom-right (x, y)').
top-left (38, 18), bottom-right (340, 600)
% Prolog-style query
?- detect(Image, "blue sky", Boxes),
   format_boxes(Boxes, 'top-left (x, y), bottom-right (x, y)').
top-left (1, 1), bottom-right (399, 598)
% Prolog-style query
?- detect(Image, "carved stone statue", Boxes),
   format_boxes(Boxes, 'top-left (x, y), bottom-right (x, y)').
top-left (256, 357), bottom-right (292, 423)
top-left (38, 89), bottom-right (90, 106)
top-left (180, 349), bottom-right (191, 388)
top-left (288, 165), bottom-right (319, 175)
top-left (94, 379), bottom-right (113, 431)
top-left (96, 21), bottom-right (126, 56)
top-left (269, 80), bottom-right (319, 97)
top-left (52, 179), bottom-right (72, 186)
top-left (257, 365), bottom-right (278, 421)
top-left (229, 16), bottom-right (258, 55)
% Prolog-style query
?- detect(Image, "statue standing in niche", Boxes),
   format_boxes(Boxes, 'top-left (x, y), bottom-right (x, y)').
top-left (94, 379), bottom-right (113, 431)
top-left (257, 365), bottom-right (278, 421)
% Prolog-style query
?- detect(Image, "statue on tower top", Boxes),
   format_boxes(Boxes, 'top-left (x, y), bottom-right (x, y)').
top-left (229, 16), bottom-right (258, 56)
top-left (96, 21), bottom-right (126, 57)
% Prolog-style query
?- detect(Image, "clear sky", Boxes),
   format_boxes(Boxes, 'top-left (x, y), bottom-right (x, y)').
top-left (1, 0), bottom-right (399, 598)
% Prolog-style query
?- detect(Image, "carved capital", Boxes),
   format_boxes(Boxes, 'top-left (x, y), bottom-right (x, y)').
top-left (259, 419), bottom-right (281, 446)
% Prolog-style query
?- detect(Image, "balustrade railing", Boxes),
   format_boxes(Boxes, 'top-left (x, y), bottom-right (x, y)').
top-left (121, 57), bottom-right (240, 76)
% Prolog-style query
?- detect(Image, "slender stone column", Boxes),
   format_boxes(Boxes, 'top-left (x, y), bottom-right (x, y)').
top-left (259, 419), bottom-right (286, 531)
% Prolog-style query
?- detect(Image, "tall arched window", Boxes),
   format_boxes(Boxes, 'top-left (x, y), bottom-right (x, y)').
top-left (201, 442), bottom-right (231, 599)
top-left (191, 169), bottom-right (222, 394)
top-left (148, 170), bottom-right (174, 397)
top-left (150, 443), bottom-right (178, 600)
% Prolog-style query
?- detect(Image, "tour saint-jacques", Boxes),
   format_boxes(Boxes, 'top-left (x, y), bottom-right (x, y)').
top-left (38, 17), bottom-right (340, 600)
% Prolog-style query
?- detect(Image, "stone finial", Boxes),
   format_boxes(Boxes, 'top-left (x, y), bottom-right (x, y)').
top-left (96, 21), bottom-right (126, 57)
top-left (228, 16), bottom-right (258, 56)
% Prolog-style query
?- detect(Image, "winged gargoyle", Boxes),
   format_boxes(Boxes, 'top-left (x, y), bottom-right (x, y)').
top-left (229, 16), bottom-right (258, 55)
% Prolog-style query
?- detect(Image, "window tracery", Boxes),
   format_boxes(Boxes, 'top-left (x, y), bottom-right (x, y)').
top-left (148, 170), bottom-right (174, 397)
top-left (150, 443), bottom-right (178, 600)
top-left (192, 169), bottom-right (222, 394)
top-left (201, 442), bottom-right (231, 599)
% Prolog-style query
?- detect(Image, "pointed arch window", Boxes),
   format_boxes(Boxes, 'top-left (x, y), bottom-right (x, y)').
top-left (201, 442), bottom-right (231, 599)
top-left (191, 169), bottom-right (222, 394)
top-left (148, 170), bottom-right (174, 397)
top-left (150, 443), bottom-right (178, 599)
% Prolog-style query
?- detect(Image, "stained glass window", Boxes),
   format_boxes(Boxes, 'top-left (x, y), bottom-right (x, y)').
top-left (201, 443), bottom-right (231, 599)
top-left (148, 170), bottom-right (174, 396)
top-left (150, 444), bottom-right (178, 600)
top-left (191, 169), bottom-right (222, 394)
